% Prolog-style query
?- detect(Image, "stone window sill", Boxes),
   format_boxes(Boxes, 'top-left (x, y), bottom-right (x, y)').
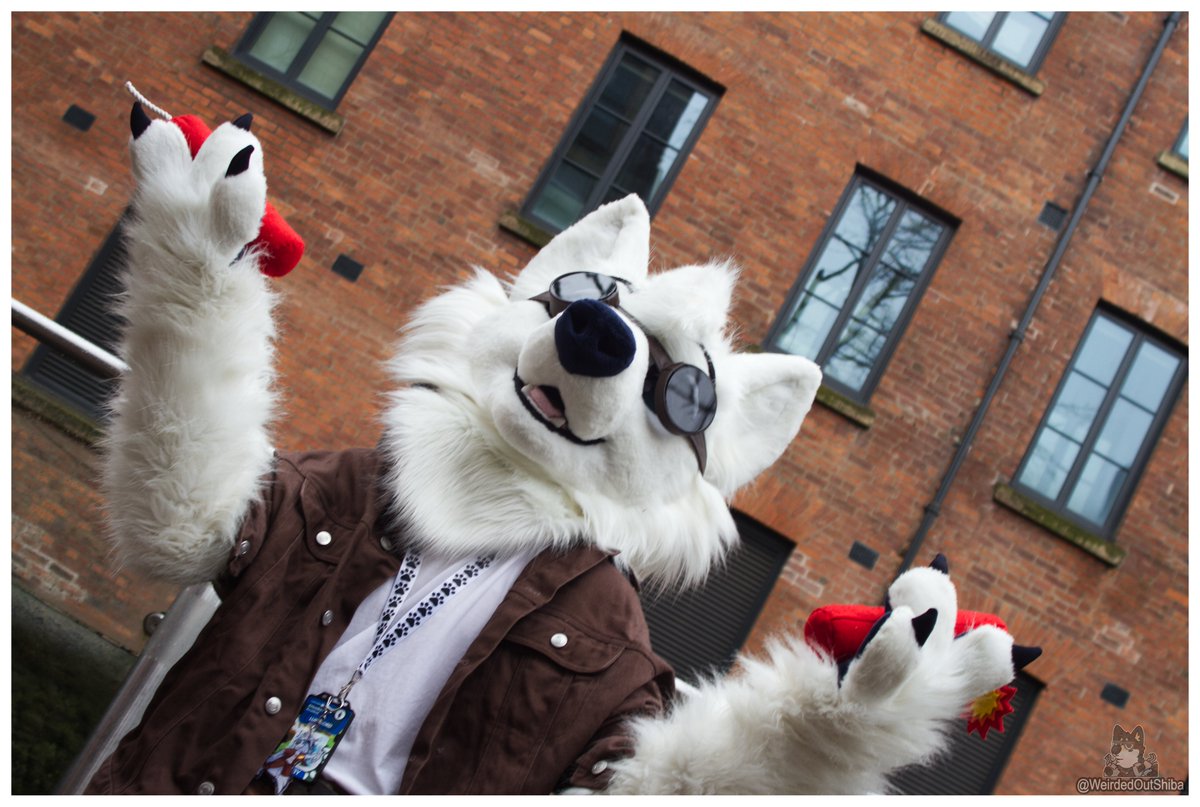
top-left (815, 384), bottom-right (875, 429)
top-left (993, 481), bottom-right (1126, 566)
top-left (12, 374), bottom-right (104, 446)
top-left (1157, 151), bottom-right (1188, 180)
top-left (498, 211), bottom-right (554, 249)
top-left (201, 46), bottom-right (345, 135)
top-left (920, 19), bottom-right (1046, 97)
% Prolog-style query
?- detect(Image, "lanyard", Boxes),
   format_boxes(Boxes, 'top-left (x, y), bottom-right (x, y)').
top-left (335, 551), bottom-right (493, 702)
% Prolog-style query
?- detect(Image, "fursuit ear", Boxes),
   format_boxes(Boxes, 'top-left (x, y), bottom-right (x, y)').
top-left (509, 194), bottom-right (650, 300)
top-left (705, 352), bottom-right (822, 496)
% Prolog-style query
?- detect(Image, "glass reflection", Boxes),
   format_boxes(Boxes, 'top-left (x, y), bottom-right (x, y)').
top-left (1066, 453), bottom-right (1126, 525)
top-left (824, 209), bottom-right (942, 391)
top-left (1017, 427), bottom-right (1081, 501)
top-left (776, 184), bottom-right (896, 359)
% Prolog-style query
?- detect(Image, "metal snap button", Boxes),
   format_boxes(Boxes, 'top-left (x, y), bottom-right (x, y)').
top-left (321, 610), bottom-right (334, 626)
top-left (315, 530), bottom-right (332, 546)
top-left (197, 781), bottom-right (215, 795)
top-left (380, 536), bottom-right (394, 552)
top-left (265, 696), bottom-right (282, 715)
top-left (237, 540), bottom-right (252, 557)
top-left (591, 760), bottom-right (609, 775)
top-left (550, 633), bottom-right (568, 648)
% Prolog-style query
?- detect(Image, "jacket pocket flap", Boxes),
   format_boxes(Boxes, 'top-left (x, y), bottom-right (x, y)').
top-left (507, 611), bottom-right (624, 673)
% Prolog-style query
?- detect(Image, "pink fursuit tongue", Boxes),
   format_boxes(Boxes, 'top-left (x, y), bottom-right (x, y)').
top-left (523, 384), bottom-right (566, 427)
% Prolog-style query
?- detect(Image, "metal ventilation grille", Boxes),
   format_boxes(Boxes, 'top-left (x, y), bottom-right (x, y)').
top-left (889, 672), bottom-right (1043, 794)
top-left (640, 512), bottom-right (794, 684)
top-left (23, 219), bottom-right (128, 420)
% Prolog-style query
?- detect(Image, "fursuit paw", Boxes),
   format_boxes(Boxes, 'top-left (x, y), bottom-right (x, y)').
top-left (828, 556), bottom-right (1041, 772)
top-left (128, 102), bottom-right (267, 268)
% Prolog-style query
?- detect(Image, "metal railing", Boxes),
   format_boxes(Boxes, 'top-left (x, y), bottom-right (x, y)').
top-left (12, 297), bottom-right (221, 794)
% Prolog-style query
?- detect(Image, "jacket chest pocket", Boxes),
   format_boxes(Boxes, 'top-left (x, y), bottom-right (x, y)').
top-left (496, 610), bottom-right (624, 736)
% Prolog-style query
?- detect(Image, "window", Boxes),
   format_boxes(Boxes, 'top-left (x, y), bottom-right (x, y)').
top-left (22, 217), bottom-right (128, 420)
top-left (641, 513), bottom-right (793, 683)
top-left (521, 35), bottom-right (722, 234)
top-left (232, 12), bottom-right (392, 109)
top-left (1013, 308), bottom-right (1186, 538)
top-left (939, 12), bottom-right (1065, 72)
top-left (765, 171), bottom-right (956, 403)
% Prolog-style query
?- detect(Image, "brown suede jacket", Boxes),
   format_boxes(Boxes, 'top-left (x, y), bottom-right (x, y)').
top-left (86, 448), bottom-right (674, 795)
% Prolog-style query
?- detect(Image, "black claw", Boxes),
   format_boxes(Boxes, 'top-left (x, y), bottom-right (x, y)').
top-left (232, 113), bottom-right (253, 131)
top-left (131, 102), bottom-right (151, 139)
top-left (1012, 644), bottom-right (1043, 672)
top-left (226, 145), bottom-right (255, 177)
top-left (930, 553), bottom-right (949, 575)
top-left (912, 608), bottom-right (938, 647)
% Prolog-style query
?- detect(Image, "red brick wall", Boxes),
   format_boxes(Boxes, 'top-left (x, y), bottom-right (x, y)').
top-left (11, 12), bottom-right (1187, 793)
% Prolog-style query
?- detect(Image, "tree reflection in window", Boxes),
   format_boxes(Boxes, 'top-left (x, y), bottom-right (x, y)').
top-left (770, 175), bottom-right (952, 401)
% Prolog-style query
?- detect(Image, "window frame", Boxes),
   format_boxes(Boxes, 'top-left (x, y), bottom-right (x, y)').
top-left (1172, 118), bottom-right (1188, 162)
top-left (519, 34), bottom-right (723, 234)
top-left (231, 12), bottom-right (393, 110)
top-left (763, 168), bottom-right (958, 404)
top-left (1011, 306), bottom-right (1187, 540)
top-left (938, 11), bottom-right (1066, 73)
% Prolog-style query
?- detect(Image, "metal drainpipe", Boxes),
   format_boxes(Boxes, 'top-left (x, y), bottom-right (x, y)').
top-left (895, 11), bottom-right (1182, 577)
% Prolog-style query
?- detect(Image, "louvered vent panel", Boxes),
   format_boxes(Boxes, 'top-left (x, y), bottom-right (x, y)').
top-left (23, 220), bottom-right (128, 420)
top-left (641, 512), bottom-right (793, 683)
top-left (890, 672), bottom-right (1043, 794)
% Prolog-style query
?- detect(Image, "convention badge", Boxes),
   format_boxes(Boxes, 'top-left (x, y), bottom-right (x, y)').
top-left (257, 693), bottom-right (355, 794)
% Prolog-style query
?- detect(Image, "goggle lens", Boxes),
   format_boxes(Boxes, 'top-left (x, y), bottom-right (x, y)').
top-left (661, 364), bottom-right (717, 434)
top-left (538, 272), bottom-right (621, 316)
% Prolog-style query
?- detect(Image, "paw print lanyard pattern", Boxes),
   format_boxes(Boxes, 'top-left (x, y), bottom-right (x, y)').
top-left (337, 551), bottom-right (495, 702)
top-left (259, 551), bottom-right (493, 792)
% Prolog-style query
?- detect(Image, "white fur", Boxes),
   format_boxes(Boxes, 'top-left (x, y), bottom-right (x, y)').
top-left (383, 198), bottom-right (821, 587)
top-left (102, 116), bottom-right (276, 584)
top-left (602, 566), bottom-right (1015, 794)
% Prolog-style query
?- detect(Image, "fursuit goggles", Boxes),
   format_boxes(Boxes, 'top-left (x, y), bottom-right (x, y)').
top-left (531, 272), bottom-right (718, 473)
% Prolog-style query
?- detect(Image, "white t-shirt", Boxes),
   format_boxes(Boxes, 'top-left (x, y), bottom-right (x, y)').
top-left (305, 548), bottom-right (536, 794)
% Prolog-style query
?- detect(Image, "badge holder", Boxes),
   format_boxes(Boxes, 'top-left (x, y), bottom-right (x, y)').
top-left (256, 692), bottom-right (355, 795)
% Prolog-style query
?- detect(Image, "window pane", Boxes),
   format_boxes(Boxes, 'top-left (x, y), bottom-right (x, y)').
top-left (823, 210), bottom-right (941, 391)
top-left (991, 12), bottom-right (1051, 68)
top-left (599, 55), bottom-right (660, 121)
top-left (943, 12), bottom-right (995, 40)
top-left (613, 135), bottom-right (680, 201)
top-left (1066, 453), bottom-right (1127, 525)
top-left (1121, 341), bottom-right (1180, 412)
top-left (1093, 397), bottom-right (1154, 468)
top-left (1074, 317), bottom-right (1133, 386)
top-left (248, 12), bottom-right (318, 73)
top-left (775, 185), bottom-right (897, 359)
top-left (297, 30), bottom-right (365, 99)
top-left (775, 295), bottom-right (841, 359)
top-left (565, 108), bottom-right (631, 175)
top-left (529, 163), bottom-right (599, 231)
top-left (1017, 427), bottom-right (1082, 501)
top-left (601, 185), bottom-right (632, 206)
top-left (646, 80), bottom-right (709, 149)
top-left (1177, 122), bottom-right (1189, 161)
top-left (1046, 371), bottom-right (1106, 443)
top-left (331, 11), bottom-right (387, 44)
top-left (854, 210), bottom-right (939, 332)
top-left (824, 317), bottom-right (886, 392)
